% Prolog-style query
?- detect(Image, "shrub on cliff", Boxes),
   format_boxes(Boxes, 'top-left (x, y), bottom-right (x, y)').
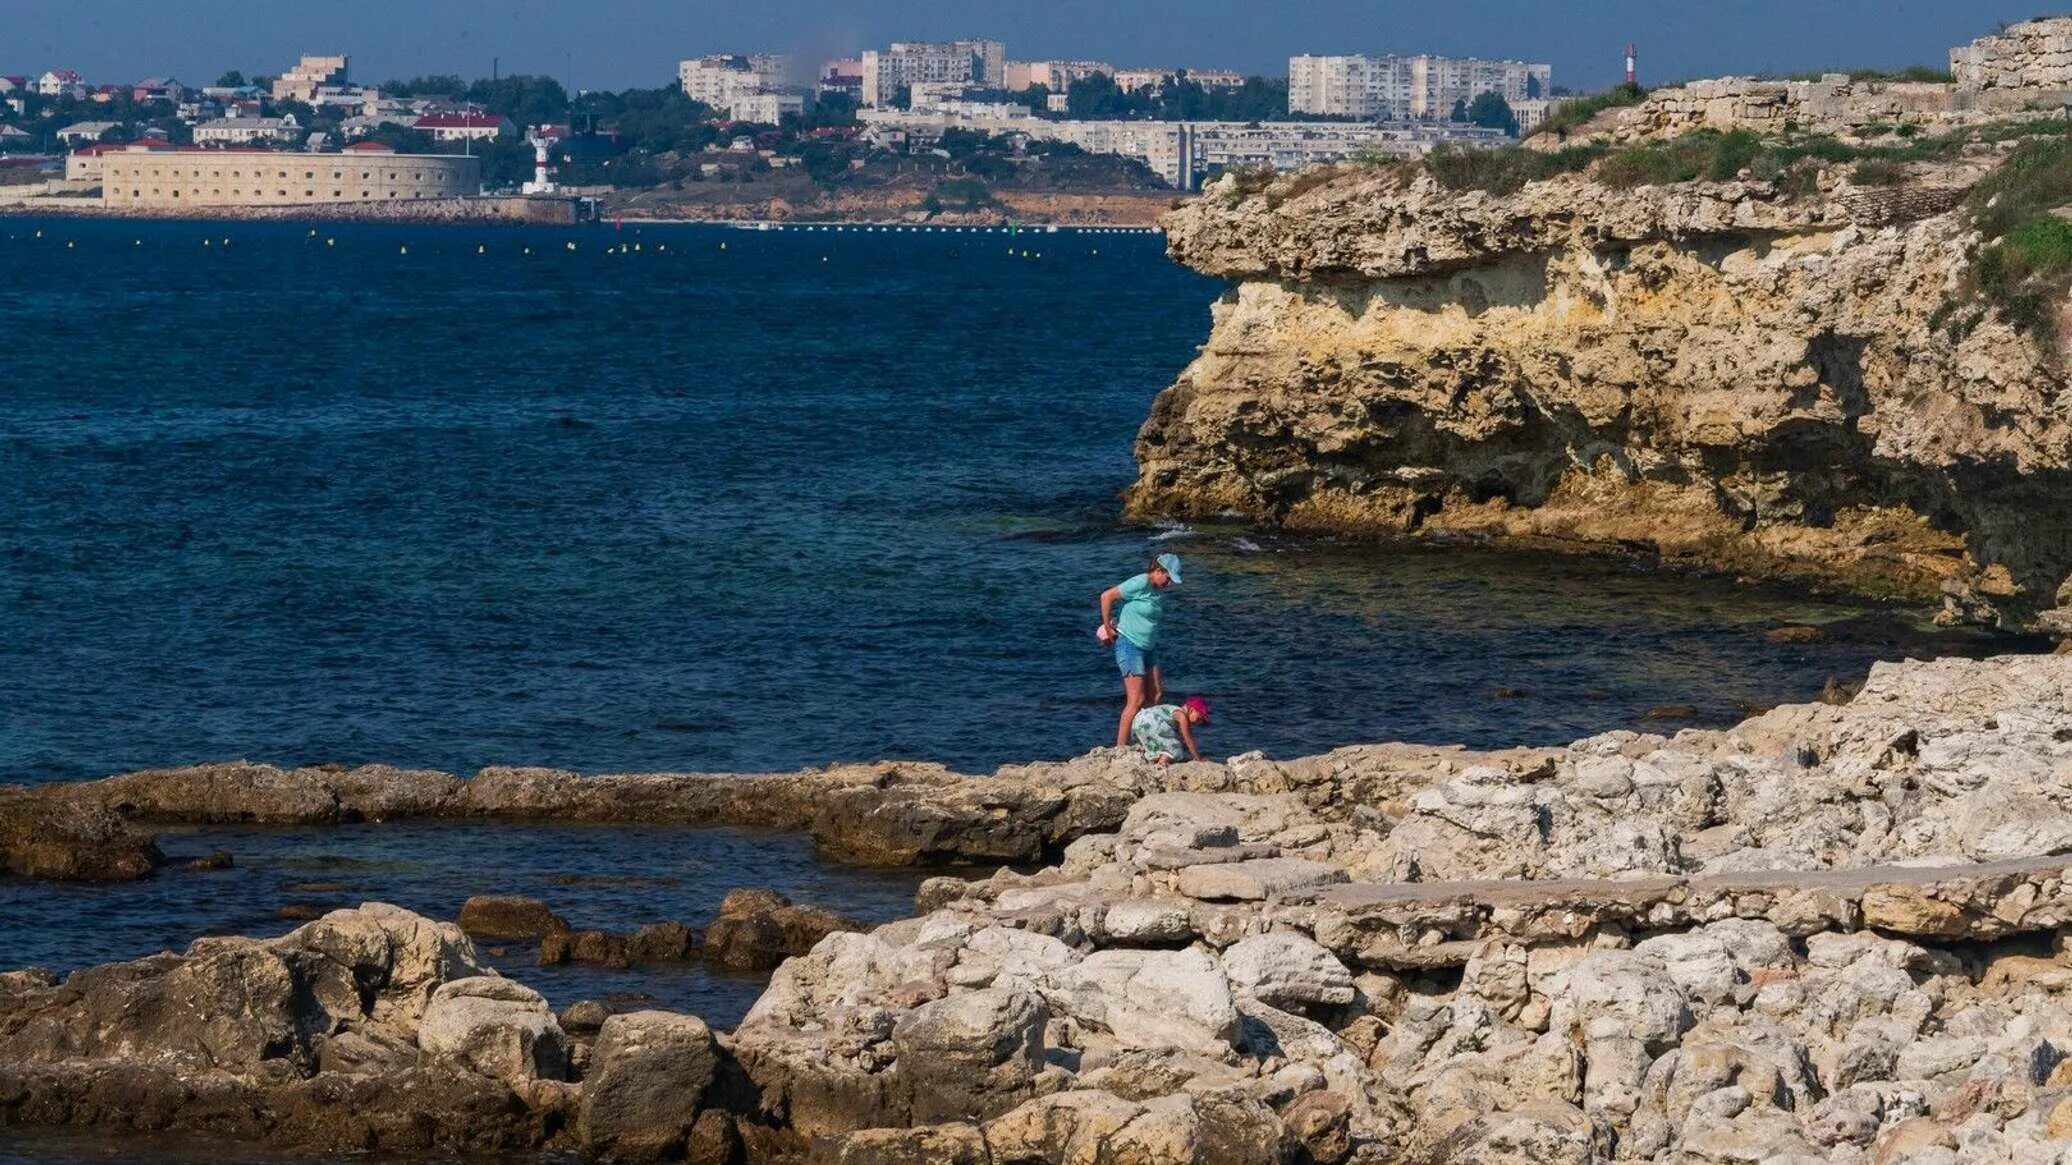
top-left (1425, 143), bottom-right (1603, 195)
top-left (1597, 129), bottom-right (1765, 188)
top-left (1949, 134), bottom-right (2072, 346)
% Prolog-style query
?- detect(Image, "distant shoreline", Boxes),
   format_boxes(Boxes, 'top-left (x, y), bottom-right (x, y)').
top-left (0, 203), bottom-right (1171, 231)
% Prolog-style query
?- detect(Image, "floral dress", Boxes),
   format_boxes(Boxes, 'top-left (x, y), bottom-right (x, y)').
top-left (1130, 704), bottom-right (1184, 761)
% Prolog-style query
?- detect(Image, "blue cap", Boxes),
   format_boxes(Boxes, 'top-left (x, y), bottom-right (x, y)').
top-left (1156, 553), bottom-right (1183, 584)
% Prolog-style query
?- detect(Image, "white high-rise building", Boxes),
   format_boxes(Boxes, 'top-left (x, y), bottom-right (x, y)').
top-left (678, 54), bottom-right (787, 107)
top-left (1289, 53), bottom-right (1550, 120)
top-left (859, 40), bottom-right (1005, 108)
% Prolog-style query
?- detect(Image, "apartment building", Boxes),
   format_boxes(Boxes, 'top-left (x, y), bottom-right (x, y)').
top-left (859, 40), bottom-right (1005, 107)
top-left (858, 106), bottom-right (1506, 189)
top-left (1004, 60), bottom-right (1113, 92)
top-left (192, 115), bottom-right (299, 146)
top-left (1289, 53), bottom-right (1550, 120)
top-left (678, 55), bottom-right (786, 107)
top-left (273, 55), bottom-right (349, 103)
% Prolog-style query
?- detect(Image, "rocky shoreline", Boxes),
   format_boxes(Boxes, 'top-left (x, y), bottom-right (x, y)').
top-left (8, 652), bottom-right (2072, 1162)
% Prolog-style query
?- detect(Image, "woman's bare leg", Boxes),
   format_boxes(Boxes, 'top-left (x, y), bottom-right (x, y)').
top-left (1117, 674), bottom-right (1147, 749)
top-left (1146, 663), bottom-right (1164, 707)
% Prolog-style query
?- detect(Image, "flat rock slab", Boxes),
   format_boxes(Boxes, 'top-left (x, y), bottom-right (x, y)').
top-left (1308, 855), bottom-right (2072, 969)
top-left (1176, 858), bottom-right (1348, 901)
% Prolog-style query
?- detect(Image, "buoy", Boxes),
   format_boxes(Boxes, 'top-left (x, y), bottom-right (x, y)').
top-left (567, 241), bottom-right (576, 251)
top-left (821, 256), bottom-right (828, 263)
top-left (524, 246), bottom-right (532, 255)
top-left (634, 243), bottom-right (641, 252)
top-left (477, 244), bottom-right (485, 254)
top-left (399, 244), bottom-right (408, 255)
top-left (203, 240), bottom-right (211, 247)
top-left (326, 238), bottom-right (335, 246)
top-left (309, 228), bottom-right (317, 237)
top-left (34, 229), bottom-right (42, 238)
top-left (222, 238), bottom-right (230, 246)
top-left (67, 241), bottom-right (74, 249)
top-left (721, 242), bottom-right (727, 250)
top-left (135, 239), bottom-right (142, 246)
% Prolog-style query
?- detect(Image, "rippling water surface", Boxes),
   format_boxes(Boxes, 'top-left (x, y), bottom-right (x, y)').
top-left (0, 213), bottom-right (2029, 1164)
top-left (0, 218), bottom-right (2002, 785)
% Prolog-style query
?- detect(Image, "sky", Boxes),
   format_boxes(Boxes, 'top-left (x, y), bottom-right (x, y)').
top-left (0, 1), bottom-right (2042, 93)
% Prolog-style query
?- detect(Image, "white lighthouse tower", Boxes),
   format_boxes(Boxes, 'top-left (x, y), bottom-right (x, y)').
top-left (522, 129), bottom-right (557, 195)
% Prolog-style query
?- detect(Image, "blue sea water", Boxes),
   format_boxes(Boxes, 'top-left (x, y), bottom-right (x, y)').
top-left (0, 217), bottom-right (2013, 785)
top-left (0, 214), bottom-right (2032, 1163)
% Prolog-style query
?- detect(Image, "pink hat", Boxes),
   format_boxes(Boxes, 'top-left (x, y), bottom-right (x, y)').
top-left (1183, 696), bottom-right (1211, 723)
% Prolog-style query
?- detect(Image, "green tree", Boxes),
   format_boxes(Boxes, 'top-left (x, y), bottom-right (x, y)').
top-left (215, 70), bottom-right (246, 88)
top-left (1466, 91), bottom-right (1518, 135)
top-left (799, 139), bottom-right (856, 184)
top-left (380, 75), bottom-right (467, 98)
top-left (802, 91), bottom-right (858, 129)
top-left (1526, 75), bottom-right (1542, 100)
top-left (1450, 97), bottom-right (1469, 122)
top-left (466, 75), bottom-right (568, 128)
top-left (1012, 83), bottom-right (1052, 115)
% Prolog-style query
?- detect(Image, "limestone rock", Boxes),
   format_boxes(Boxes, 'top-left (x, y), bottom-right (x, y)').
top-left (578, 1011), bottom-right (722, 1161)
top-left (1052, 948), bottom-right (1241, 1055)
top-left (416, 976), bottom-right (568, 1086)
top-left (1175, 857), bottom-right (1347, 901)
top-left (891, 985), bottom-right (1049, 1123)
top-left (1221, 932), bottom-right (1357, 1010)
top-left (1142, 134), bottom-right (2072, 627)
top-left (705, 888), bottom-right (862, 971)
top-left (455, 894), bottom-right (569, 941)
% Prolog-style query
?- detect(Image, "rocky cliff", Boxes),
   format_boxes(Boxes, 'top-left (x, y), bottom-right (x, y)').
top-left (1132, 144), bottom-right (2072, 626)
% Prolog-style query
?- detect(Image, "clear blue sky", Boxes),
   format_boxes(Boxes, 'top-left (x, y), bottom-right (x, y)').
top-left (0, 1), bottom-right (2041, 93)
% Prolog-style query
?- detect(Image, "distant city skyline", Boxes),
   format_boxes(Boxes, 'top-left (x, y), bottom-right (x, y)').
top-left (0, 0), bottom-right (2048, 94)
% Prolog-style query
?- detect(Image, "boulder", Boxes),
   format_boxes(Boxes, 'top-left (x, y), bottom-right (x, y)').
top-left (705, 888), bottom-right (859, 971)
top-left (456, 894), bottom-right (570, 941)
top-left (891, 985), bottom-right (1049, 1123)
top-left (579, 1011), bottom-right (723, 1161)
top-left (626, 921), bottom-right (698, 963)
top-left (1052, 948), bottom-right (1241, 1055)
top-left (983, 1089), bottom-right (1146, 1162)
top-left (416, 976), bottom-right (568, 1086)
top-left (1221, 932), bottom-right (1356, 1011)
top-left (540, 929), bottom-right (631, 968)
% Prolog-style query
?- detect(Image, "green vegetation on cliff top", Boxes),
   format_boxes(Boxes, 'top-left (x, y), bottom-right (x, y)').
top-left (1941, 134), bottom-right (2072, 346)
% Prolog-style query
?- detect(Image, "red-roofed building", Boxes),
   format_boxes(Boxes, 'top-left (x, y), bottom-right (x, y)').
top-left (413, 112), bottom-right (510, 142)
top-left (0, 76), bottom-right (29, 95)
top-left (343, 140), bottom-right (396, 153)
top-left (132, 77), bottom-right (186, 104)
top-left (37, 69), bottom-right (85, 98)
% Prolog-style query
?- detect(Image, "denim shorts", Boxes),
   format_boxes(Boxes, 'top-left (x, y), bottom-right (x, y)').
top-left (1114, 636), bottom-right (1158, 677)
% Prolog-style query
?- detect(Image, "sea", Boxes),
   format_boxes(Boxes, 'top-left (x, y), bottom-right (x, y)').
top-left (0, 216), bottom-right (2026, 1066)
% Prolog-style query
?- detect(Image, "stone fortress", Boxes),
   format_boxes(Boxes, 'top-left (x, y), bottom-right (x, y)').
top-left (99, 147), bottom-right (480, 210)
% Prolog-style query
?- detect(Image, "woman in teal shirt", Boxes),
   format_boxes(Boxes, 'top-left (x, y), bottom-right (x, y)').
top-left (1097, 552), bottom-right (1182, 750)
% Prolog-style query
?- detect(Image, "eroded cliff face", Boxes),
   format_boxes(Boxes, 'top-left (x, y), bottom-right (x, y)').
top-left (1132, 164), bottom-right (2072, 624)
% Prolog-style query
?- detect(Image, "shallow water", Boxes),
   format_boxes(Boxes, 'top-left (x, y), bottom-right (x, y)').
top-left (0, 819), bottom-right (930, 1028)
